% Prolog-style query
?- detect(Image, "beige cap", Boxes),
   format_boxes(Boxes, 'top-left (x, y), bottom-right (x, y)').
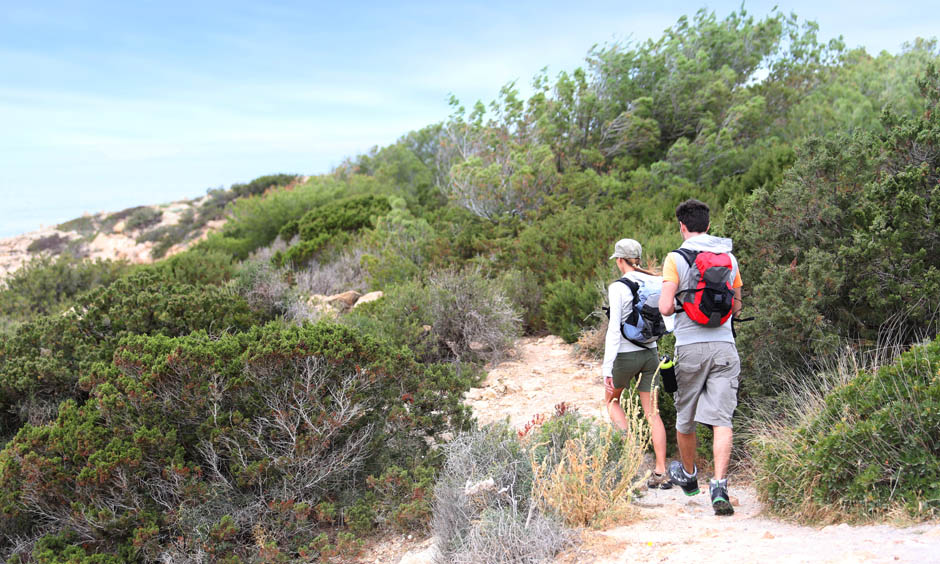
top-left (609, 238), bottom-right (642, 260)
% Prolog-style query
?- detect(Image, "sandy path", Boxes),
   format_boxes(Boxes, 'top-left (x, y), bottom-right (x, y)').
top-left (360, 336), bottom-right (940, 563)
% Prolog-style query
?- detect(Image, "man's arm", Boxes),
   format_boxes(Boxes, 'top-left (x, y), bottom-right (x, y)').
top-left (660, 281), bottom-right (678, 316)
top-left (732, 287), bottom-right (742, 316)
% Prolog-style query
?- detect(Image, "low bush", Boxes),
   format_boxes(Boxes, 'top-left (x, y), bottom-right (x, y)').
top-left (231, 257), bottom-right (291, 318)
top-left (0, 322), bottom-right (473, 561)
top-left (56, 216), bottom-right (95, 235)
top-left (123, 207), bottom-right (163, 231)
top-left (433, 404), bottom-right (650, 562)
top-left (26, 233), bottom-right (69, 254)
top-left (0, 255), bottom-right (130, 320)
top-left (528, 406), bottom-right (649, 528)
top-left (541, 279), bottom-right (599, 343)
top-left (0, 269), bottom-right (260, 436)
top-left (199, 177), bottom-right (346, 260)
top-left (750, 339), bottom-right (940, 523)
top-left (231, 173), bottom-right (300, 198)
top-left (432, 424), bottom-right (571, 564)
top-left (426, 268), bottom-right (521, 364)
top-left (359, 197), bottom-right (435, 288)
top-left (292, 248), bottom-right (367, 297)
top-left (345, 268), bottom-right (520, 365)
top-left (275, 195), bottom-right (392, 266)
top-left (497, 267), bottom-right (545, 334)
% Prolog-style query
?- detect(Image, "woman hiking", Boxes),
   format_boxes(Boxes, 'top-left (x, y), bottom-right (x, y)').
top-left (602, 238), bottom-right (671, 489)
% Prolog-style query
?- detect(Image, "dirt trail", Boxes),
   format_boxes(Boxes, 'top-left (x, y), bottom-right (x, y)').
top-left (361, 336), bottom-right (940, 563)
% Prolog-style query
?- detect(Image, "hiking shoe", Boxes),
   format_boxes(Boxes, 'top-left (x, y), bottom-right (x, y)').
top-left (710, 478), bottom-right (734, 516)
top-left (667, 460), bottom-right (699, 496)
top-left (647, 471), bottom-right (673, 490)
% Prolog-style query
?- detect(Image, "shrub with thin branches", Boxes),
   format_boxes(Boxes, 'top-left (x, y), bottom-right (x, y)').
top-left (432, 424), bottom-right (571, 564)
top-left (427, 267), bottom-right (521, 364)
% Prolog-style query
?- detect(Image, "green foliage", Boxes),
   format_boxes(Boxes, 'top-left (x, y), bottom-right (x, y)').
top-left (784, 40), bottom-right (940, 140)
top-left (541, 279), bottom-right (598, 343)
top-left (359, 197), bottom-right (435, 288)
top-left (366, 463), bottom-right (437, 532)
top-left (56, 216), bottom-right (95, 235)
top-left (731, 69), bottom-right (940, 381)
top-left (752, 339), bottom-right (940, 522)
top-left (123, 207), bottom-right (163, 231)
top-left (231, 173), bottom-right (299, 198)
top-left (0, 255), bottom-right (130, 320)
top-left (148, 249), bottom-right (236, 286)
top-left (0, 269), bottom-right (260, 436)
top-left (199, 177), bottom-right (347, 260)
top-left (345, 267), bottom-right (520, 365)
top-left (26, 234), bottom-right (70, 254)
top-left (590, 9), bottom-right (791, 148)
top-left (275, 194), bottom-right (391, 266)
top-left (0, 322), bottom-right (472, 560)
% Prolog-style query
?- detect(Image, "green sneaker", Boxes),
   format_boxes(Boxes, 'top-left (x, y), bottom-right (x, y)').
top-left (667, 460), bottom-right (699, 495)
top-left (710, 478), bottom-right (734, 516)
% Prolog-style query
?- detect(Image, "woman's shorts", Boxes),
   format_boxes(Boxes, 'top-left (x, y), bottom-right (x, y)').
top-left (611, 348), bottom-right (659, 392)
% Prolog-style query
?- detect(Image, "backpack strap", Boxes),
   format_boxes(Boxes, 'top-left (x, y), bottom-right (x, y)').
top-left (603, 277), bottom-right (639, 319)
top-left (673, 247), bottom-right (699, 267)
top-left (615, 277), bottom-right (641, 314)
top-left (615, 277), bottom-right (651, 349)
top-left (671, 249), bottom-right (700, 306)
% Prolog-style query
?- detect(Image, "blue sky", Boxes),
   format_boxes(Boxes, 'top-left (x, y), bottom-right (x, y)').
top-left (1, 1), bottom-right (937, 238)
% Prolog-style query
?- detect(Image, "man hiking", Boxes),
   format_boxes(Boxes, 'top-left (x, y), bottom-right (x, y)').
top-left (658, 199), bottom-right (743, 516)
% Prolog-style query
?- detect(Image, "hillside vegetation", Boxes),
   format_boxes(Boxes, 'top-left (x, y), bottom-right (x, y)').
top-left (1, 8), bottom-right (939, 562)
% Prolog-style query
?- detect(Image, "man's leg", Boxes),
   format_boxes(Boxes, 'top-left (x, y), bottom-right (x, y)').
top-left (712, 426), bottom-right (732, 480)
top-left (676, 428), bottom-right (697, 475)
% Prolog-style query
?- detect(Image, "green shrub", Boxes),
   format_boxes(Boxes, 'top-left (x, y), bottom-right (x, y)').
top-left (541, 279), bottom-right (599, 343)
top-left (0, 255), bottom-right (130, 320)
top-left (122, 207), bottom-right (163, 231)
top-left (0, 269), bottom-right (260, 436)
top-left (56, 216), bottom-right (95, 234)
top-left (26, 233), bottom-right (71, 254)
top-left (731, 68), bottom-right (940, 383)
top-left (199, 177), bottom-right (346, 260)
top-left (0, 322), bottom-right (473, 560)
top-left (497, 267), bottom-right (545, 334)
top-left (276, 195), bottom-right (391, 266)
top-left (231, 173), bottom-right (299, 198)
top-left (149, 248), bottom-right (235, 286)
top-left (344, 268), bottom-right (520, 365)
top-left (751, 339), bottom-right (940, 522)
top-left (359, 197), bottom-right (434, 288)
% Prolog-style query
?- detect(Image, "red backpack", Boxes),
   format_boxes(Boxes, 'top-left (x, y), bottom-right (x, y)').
top-left (673, 248), bottom-right (735, 327)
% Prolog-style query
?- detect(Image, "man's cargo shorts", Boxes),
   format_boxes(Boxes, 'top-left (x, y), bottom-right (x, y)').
top-left (673, 341), bottom-right (740, 434)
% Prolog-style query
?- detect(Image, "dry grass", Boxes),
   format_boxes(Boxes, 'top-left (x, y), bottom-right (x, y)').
top-left (530, 392), bottom-right (650, 529)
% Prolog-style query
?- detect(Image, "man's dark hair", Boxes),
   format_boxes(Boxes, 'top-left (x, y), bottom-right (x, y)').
top-left (675, 199), bottom-right (710, 233)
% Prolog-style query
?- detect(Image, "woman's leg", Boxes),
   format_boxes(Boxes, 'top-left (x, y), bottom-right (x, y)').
top-left (605, 386), bottom-right (629, 431)
top-left (639, 390), bottom-right (667, 474)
